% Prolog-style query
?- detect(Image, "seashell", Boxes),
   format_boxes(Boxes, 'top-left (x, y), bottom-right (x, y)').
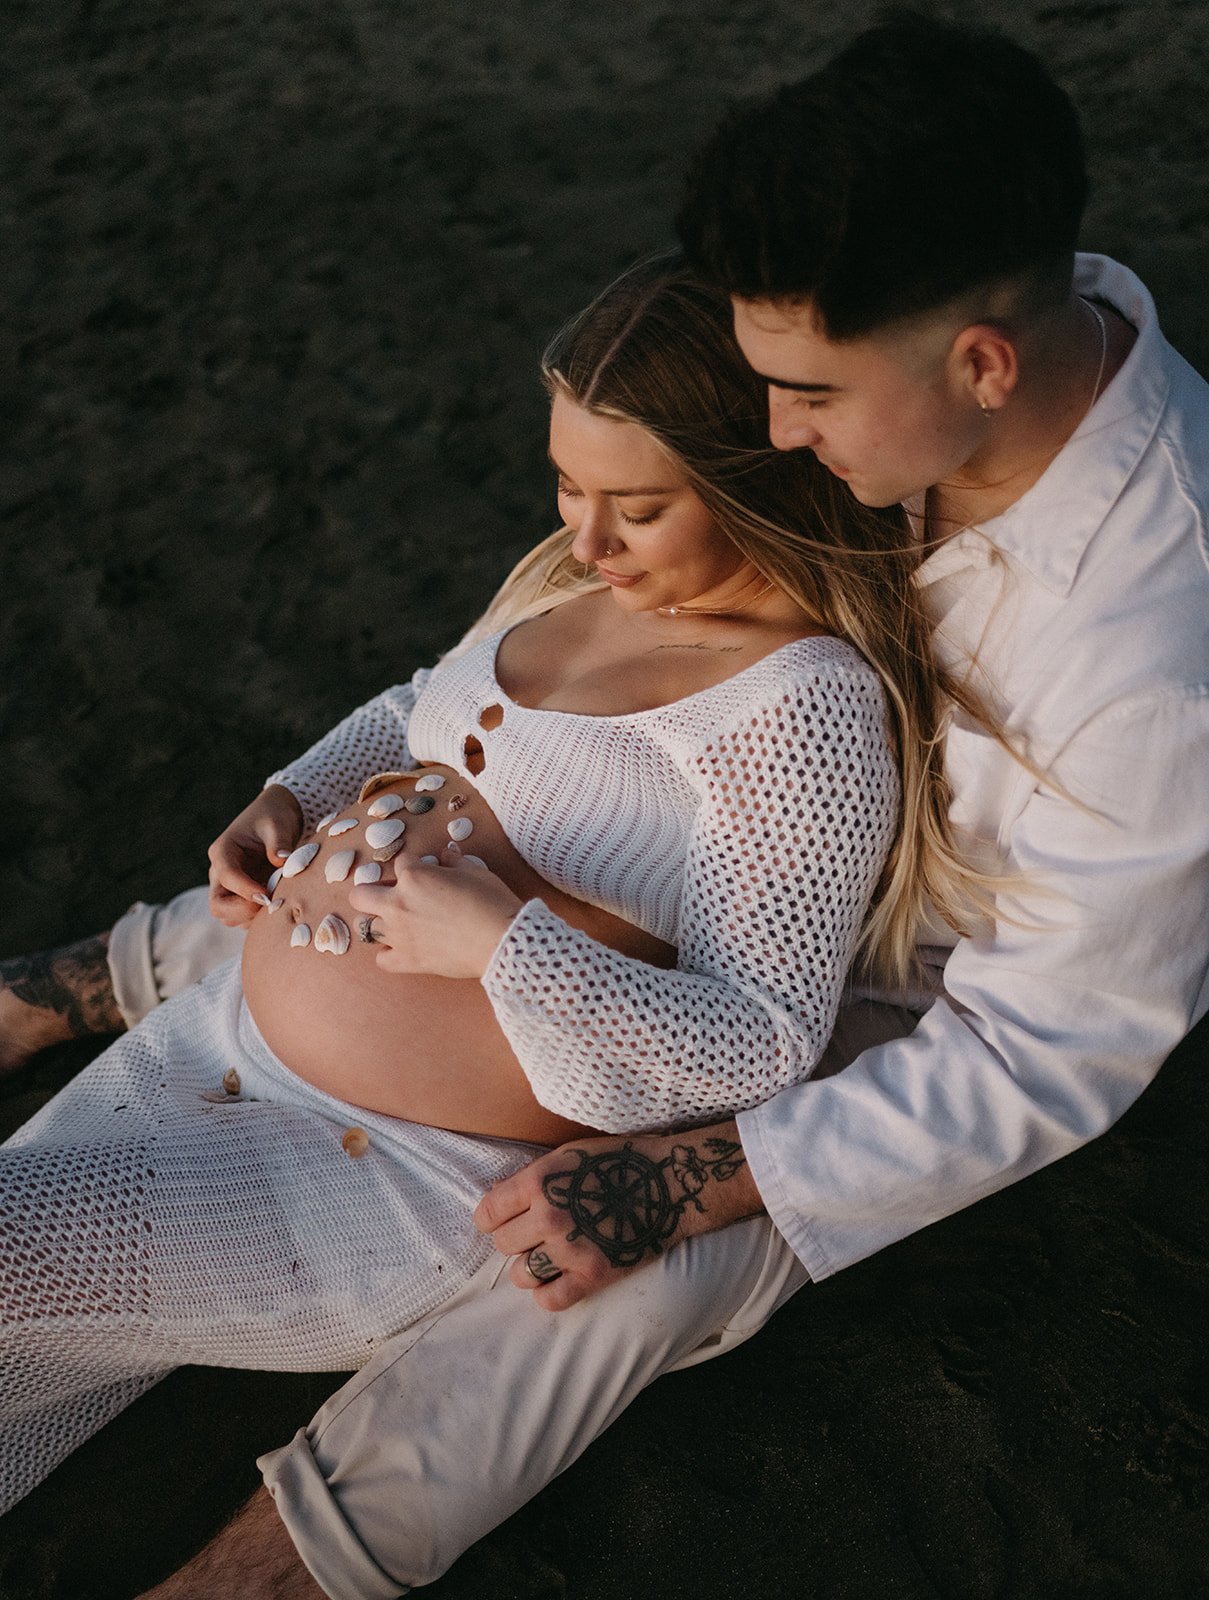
top-left (365, 818), bottom-right (406, 849)
top-left (373, 837), bottom-right (406, 862)
top-left (446, 793), bottom-right (468, 811)
top-left (341, 1126), bottom-right (370, 1158)
top-left (281, 841), bottom-right (321, 878)
top-left (290, 923), bottom-right (313, 948)
top-left (199, 1088), bottom-right (242, 1103)
top-left (462, 854), bottom-right (487, 868)
top-left (316, 812), bottom-right (339, 832)
top-left (419, 854), bottom-right (440, 865)
top-left (367, 792), bottom-right (405, 817)
top-left (253, 891), bottom-right (286, 913)
top-left (328, 817), bottom-right (359, 837)
top-left (353, 861), bottom-right (383, 884)
top-left (447, 817), bottom-right (474, 842)
top-left (314, 913), bottom-right (352, 955)
top-left (414, 773), bottom-right (445, 792)
top-left (404, 794), bottom-right (435, 814)
top-left (223, 1068), bottom-right (241, 1096)
top-left (267, 867), bottom-right (283, 892)
top-left (324, 848), bottom-right (356, 883)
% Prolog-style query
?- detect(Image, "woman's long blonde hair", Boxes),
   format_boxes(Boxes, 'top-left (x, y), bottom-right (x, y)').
top-left (464, 254), bottom-right (993, 986)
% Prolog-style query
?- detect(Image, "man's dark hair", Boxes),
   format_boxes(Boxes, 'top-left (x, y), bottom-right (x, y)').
top-left (677, 11), bottom-right (1088, 338)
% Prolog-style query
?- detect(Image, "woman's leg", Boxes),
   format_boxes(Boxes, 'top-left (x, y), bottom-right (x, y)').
top-left (0, 960), bottom-right (495, 1514)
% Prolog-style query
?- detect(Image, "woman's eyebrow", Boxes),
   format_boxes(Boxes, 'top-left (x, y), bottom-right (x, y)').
top-left (547, 452), bottom-right (676, 496)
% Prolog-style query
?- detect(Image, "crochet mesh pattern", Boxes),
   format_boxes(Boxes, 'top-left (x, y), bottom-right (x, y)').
top-left (3, 629), bottom-right (897, 1510)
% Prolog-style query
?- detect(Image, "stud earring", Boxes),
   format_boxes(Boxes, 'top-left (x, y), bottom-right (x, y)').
top-left (977, 396), bottom-right (992, 416)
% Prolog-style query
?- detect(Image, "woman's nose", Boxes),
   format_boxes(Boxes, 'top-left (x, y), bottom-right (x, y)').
top-left (569, 508), bottom-right (616, 565)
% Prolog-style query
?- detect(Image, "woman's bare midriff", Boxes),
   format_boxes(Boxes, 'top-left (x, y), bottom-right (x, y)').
top-left (241, 765), bottom-right (675, 1145)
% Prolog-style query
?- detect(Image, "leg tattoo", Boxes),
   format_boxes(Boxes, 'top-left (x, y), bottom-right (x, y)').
top-left (542, 1138), bottom-right (747, 1270)
top-left (0, 934), bottom-right (123, 1069)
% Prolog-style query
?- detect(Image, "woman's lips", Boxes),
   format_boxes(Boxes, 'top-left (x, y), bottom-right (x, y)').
top-left (596, 565), bottom-right (643, 588)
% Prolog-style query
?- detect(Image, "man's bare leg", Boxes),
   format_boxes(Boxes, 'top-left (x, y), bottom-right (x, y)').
top-left (0, 933), bottom-right (124, 1075)
top-left (137, 1487), bottom-right (327, 1600)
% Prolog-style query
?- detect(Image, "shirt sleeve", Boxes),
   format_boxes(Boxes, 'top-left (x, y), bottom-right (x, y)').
top-left (264, 667), bottom-right (433, 831)
top-left (481, 664), bottom-right (900, 1131)
top-left (739, 687), bottom-right (1209, 1280)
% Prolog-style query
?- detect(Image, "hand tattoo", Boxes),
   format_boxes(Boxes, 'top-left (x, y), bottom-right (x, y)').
top-left (0, 935), bottom-right (122, 1037)
top-left (541, 1138), bottom-right (747, 1270)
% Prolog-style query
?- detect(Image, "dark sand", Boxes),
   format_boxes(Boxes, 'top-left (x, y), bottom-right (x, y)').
top-left (2, 2), bottom-right (1208, 1596)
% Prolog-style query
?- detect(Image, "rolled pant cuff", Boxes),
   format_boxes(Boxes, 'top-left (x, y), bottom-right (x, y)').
top-left (107, 901), bottom-right (163, 1031)
top-left (259, 1429), bottom-right (408, 1600)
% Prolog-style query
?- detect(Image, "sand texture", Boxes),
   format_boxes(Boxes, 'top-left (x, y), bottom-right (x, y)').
top-left (2, 1), bottom-right (1208, 1595)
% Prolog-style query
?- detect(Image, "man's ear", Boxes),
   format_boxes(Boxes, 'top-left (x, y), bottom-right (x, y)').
top-left (952, 323), bottom-right (1020, 415)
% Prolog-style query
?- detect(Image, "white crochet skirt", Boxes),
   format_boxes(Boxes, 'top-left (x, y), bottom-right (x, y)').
top-left (0, 958), bottom-right (540, 1513)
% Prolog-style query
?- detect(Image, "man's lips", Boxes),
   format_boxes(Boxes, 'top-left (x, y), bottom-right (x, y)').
top-left (596, 565), bottom-right (643, 588)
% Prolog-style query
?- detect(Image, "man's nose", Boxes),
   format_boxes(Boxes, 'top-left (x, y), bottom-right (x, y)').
top-left (767, 393), bottom-right (821, 452)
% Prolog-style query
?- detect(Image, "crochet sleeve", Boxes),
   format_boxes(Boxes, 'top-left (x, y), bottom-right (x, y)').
top-left (481, 665), bottom-right (900, 1131)
top-left (264, 667), bottom-right (433, 831)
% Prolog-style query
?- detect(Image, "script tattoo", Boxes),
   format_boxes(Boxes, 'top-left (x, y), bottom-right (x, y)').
top-left (541, 1138), bottom-right (747, 1269)
top-left (0, 936), bottom-right (122, 1037)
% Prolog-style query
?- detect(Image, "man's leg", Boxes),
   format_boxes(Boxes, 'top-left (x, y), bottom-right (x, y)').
top-left (0, 888), bottom-right (241, 1073)
top-left (138, 1489), bottom-right (326, 1600)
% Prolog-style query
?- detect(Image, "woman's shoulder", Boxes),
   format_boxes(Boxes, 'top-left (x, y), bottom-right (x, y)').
top-left (674, 633), bottom-right (887, 725)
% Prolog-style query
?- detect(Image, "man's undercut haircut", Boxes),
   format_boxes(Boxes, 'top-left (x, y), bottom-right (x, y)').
top-left (677, 11), bottom-right (1089, 340)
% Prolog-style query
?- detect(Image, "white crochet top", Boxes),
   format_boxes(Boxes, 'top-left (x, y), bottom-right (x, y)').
top-left (270, 627), bottom-right (900, 1132)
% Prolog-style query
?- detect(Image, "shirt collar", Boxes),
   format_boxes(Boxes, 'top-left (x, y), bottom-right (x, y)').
top-left (916, 254), bottom-right (1171, 598)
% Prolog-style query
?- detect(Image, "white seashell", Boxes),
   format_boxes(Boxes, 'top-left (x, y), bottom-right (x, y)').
top-left (315, 812), bottom-right (338, 832)
top-left (324, 848), bottom-right (356, 883)
top-left (281, 841), bottom-right (320, 878)
top-left (353, 861), bottom-right (383, 884)
top-left (328, 817), bottom-right (359, 837)
top-left (367, 792), bottom-right (405, 817)
top-left (447, 817), bottom-right (474, 842)
top-left (414, 773), bottom-right (446, 792)
top-left (253, 891), bottom-right (286, 913)
top-left (419, 854), bottom-right (440, 865)
top-left (314, 913), bottom-right (352, 955)
top-left (252, 891), bottom-right (272, 907)
top-left (365, 818), bottom-right (406, 848)
top-left (267, 867), bottom-right (283, 892)
top-left (462, 854), bottom-right (488, 868)
top-left (290, 923), bottom-right (313, 948)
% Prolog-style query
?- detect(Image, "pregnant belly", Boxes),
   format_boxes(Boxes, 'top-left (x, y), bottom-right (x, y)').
top-left (241, 765), bottom-right (675, 1144)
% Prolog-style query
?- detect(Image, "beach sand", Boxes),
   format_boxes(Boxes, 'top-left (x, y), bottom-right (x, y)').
top-left (2, 2), bottom-right (1208, 1594)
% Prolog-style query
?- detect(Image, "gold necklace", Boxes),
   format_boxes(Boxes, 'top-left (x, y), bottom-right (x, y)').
top-left (656, 579), bottom-right (775, 619)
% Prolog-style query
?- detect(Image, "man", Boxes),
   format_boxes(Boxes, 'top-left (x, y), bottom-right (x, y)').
top-left (6, 15), bottom-right (1207, 1597)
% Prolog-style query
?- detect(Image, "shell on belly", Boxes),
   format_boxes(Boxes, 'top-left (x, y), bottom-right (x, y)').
top-left (281, 841), bottom-right (321, 878)
top-left (404, 794), bottom-right (435, 814)
top-left (315, 812), bottom-right (339, 832)
top-left (447, 817), bottom-right (474, 842)
top-left (414, 772), bottom-right (446, 792)
top-left (365, 818), bottom-right (406, 849)
top-left (419, 854), bottom-right (440, 866)
top-left (252, 891), bottom-right (284, 913)
top-left (290, 923), bottom-right (313, 948)
top-left (328, 817), bottom-right (359, 837)
top-left (367, 792), bottom-right (405, 817)
top-left (324, 849), bottom-right (356, 883)
top-left (267, 867), bottom-right (283, 893)
top-left (353, 861), bottom-right (383, 884)
top-left (314, 913), bottom-right (352, 955)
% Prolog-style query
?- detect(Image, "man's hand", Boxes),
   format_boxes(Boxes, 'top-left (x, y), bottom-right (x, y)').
top-left (207, 784), bottom-right (304, 927)
top-left (473, 1120), bottom-right (764, 1310)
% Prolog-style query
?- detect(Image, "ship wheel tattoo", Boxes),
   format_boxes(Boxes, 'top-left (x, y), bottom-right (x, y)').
top-left (541, 1138), bottom-right (746, 1270)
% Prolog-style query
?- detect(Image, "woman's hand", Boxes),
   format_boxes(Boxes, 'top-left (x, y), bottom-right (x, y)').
top-left (207, 784), bottom-right (304, 927)
top-left (348, 844), bottom-right (524, 979)
top-left (472, 1121), bottom-right (762, 1310)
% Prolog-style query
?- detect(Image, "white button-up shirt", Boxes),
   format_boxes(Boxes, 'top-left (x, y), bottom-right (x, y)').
top-left (739, 255), bottom-right (1209, 1279)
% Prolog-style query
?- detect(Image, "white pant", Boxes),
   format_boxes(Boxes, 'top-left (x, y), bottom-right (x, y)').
top-left (107, 890), bottom-right (914, 1598)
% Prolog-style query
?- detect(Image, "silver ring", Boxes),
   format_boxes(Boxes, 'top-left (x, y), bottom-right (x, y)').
top-left (524, 1249), bottom-right (562, 1284)
top-left (357, 915), bottom-right (382, 944)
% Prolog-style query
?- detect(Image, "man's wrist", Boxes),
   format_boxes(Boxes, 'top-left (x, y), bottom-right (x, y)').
top-left (647, 1120), bottom-right (765, 1248)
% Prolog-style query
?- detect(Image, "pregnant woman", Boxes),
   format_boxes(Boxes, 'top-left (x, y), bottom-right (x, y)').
top-left (0, 255), bottom-right (981, 1513)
